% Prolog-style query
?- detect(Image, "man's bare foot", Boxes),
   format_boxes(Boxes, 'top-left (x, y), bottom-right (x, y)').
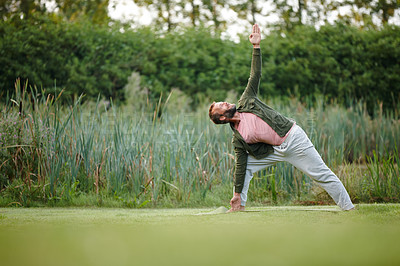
top-left (227, 206), bottom-right (245, 213)
top-left (346, 206), bottom-right (357, 211)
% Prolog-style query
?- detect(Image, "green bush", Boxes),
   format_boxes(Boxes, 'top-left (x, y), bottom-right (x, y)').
top-left (1, 15), bottom-right (399, 112)
top-left (261, 24), bottom-right (400, 112)
top-left (0, 14), bottom-right (150, 101)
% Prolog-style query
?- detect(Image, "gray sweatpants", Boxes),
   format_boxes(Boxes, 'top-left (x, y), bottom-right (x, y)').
top-left (239, 125), bottom-right (354, 210)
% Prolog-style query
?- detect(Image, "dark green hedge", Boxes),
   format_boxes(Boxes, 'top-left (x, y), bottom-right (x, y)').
top-left (0, 15), bottom-right (147, 101)
top-left (261, 25), bottom-right (400, 112)
top-left (1, 15), bottom-right (399, 111)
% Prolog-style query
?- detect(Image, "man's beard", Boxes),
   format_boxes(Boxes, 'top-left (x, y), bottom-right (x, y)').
top-left (224, 105), bottom-right (236, 119)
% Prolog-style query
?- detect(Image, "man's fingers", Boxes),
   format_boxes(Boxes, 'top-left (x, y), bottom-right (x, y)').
top-left (252, 24), bottom-right (258, 33)
top-left (253, 24), bottom-right (260, 33)
top-left (230, 198), bottom-right (236, 205)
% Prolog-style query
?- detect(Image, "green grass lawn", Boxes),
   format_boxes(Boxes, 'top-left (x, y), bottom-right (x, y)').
top-left (1, 204), bottom-right (400, 266)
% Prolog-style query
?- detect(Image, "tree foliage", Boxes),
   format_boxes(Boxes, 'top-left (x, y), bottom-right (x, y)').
top-left (55, 0), bottom-right (110, 25)
top-left (340, 0), bottom-right (400, 27)
top-left (1, 0), bottom-right (400, 33)
top-left (0, 0), bottom-right (110, 24)
top-left (0, 0), bottom-right (47, 20)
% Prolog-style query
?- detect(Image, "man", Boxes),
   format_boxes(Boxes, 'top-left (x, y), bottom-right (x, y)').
top-left (209, 24), bottom-right (354, 212)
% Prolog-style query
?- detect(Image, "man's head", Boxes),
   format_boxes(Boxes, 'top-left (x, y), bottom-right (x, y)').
top-left (208, 102), bottom-right (237, 124)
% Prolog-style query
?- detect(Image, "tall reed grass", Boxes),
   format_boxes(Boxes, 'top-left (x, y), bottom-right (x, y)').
top-left (1, 80), bottom-right (399, 207)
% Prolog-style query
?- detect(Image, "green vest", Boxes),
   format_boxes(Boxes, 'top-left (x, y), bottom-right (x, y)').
top-left (231, 48), bottom-right (294, 193)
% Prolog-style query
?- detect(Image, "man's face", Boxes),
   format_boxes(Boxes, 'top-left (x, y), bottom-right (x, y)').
top-left (213, 102), bottom-right (237, 119)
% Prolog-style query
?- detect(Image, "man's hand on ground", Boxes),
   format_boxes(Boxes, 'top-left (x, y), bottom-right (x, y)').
top-left (228, 193), bottom-right (244, 212)
top-left (227, 205), bottom-right (245, 213)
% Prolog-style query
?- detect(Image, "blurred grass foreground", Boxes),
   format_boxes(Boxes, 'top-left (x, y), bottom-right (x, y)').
top-left (0, 80), bottom-right (399, 207)
top-left (1, 204), bottom-right (400, 266)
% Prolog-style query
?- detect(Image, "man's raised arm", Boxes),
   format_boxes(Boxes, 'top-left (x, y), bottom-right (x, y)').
top-left (240, 24), bottom-right (262, 99)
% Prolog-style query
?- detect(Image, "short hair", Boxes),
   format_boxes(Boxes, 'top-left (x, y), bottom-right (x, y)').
top-left (209, 102), bottom-right (228, 124)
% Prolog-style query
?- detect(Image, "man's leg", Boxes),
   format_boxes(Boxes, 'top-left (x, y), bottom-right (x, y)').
top-left (240, 154), bottom-right (282, 206)
top-left (284, 126), bottom-right (354, 210)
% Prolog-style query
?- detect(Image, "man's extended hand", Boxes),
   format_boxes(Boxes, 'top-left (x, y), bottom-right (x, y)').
top-left (228, 192), bottom-right (244, 212)
top-left (249, 24), bottom-right (261, 48)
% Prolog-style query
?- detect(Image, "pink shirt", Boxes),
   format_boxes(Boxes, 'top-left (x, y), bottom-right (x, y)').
top-left (235, 112), bottom-right (295, 145)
